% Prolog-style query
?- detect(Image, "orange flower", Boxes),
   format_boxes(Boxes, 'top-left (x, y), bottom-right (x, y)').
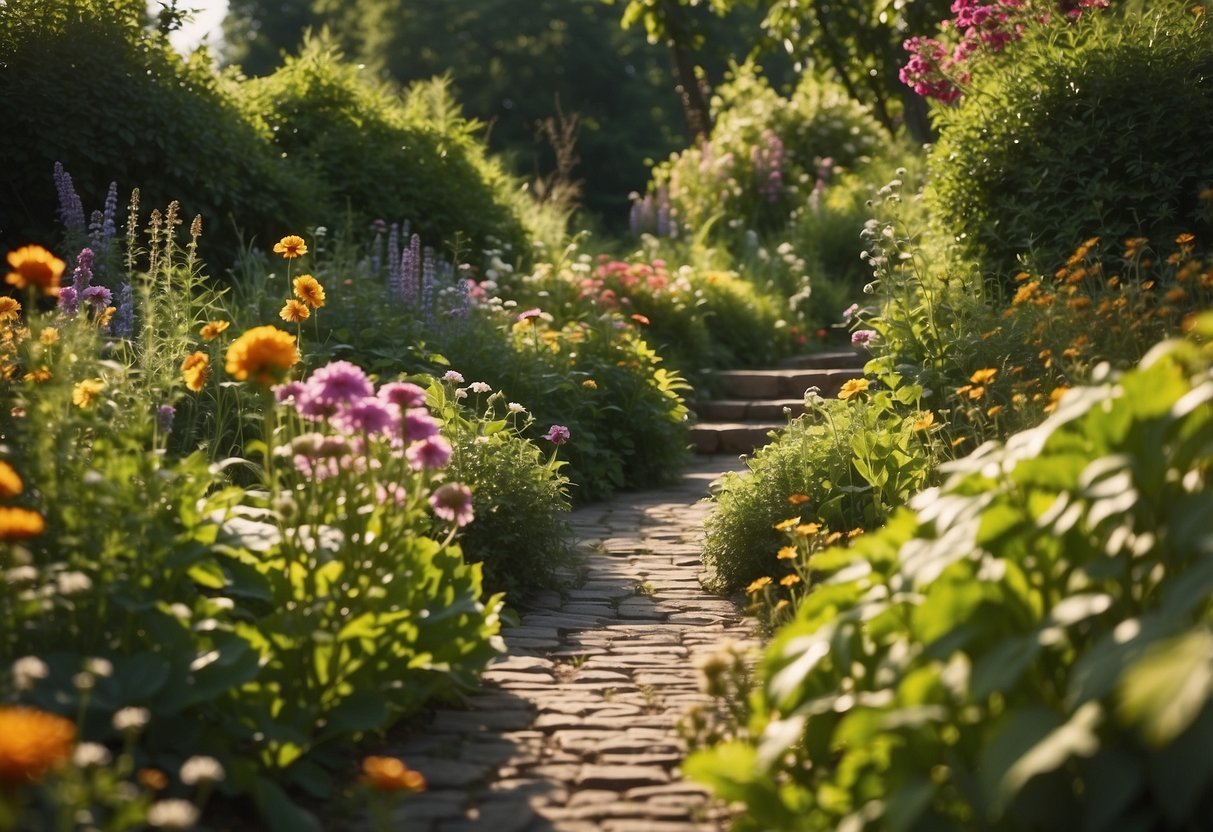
top-left (0, 297), bottom-right (21, 322)
top-left (39, 327), bottom-right (58, 346)
top-left (199, 320), bottom-right (230, 341)
top-left (0, 461), bottom-right (22, 498)
top-left (746, 576), bottom-right (772, 593)
top-left (273, 235), bottom-right (308, 259)
top-left (0, 707), bottom-right (75, 785)
top-left (5, 245), bottom-right (65, 296)
top-left (225, 326), bottom-right (299, 385)
top-left (777, 546), bottom-right (798, 560)
top-left (0, 507), bottom-right (44, 540)
top-left (292, 275), bottom-right (326, 309)
top-left (912, 411), bottom-right (936, 432)
top-left (361, 756), bottom-right (426, 793)
top-left (780, 574), bottom-right (802, 587)
top-left (1044, 386), bottom-right (1069, 414)
top-left (969, 368), bottom-right (997, 385)
top-left (795, 523), bottom-right (821, 537)
top-left (279, 299), bottom-right (310, 323)
top-left (71, 378), bottom-right (104, 408)
top-left (773, 518), bottom-right (799, 531)
top-left (182, 352), bottom-right (210, 393)
top-left (787, 493), bottom-right (810, 505)
top-left (630, 314), bottom-right (650, 326)
top-left (838, 378), bottom-right (869, 401)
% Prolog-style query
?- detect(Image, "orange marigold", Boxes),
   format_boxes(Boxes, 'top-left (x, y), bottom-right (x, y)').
top-left (225, 325), bottom-right (299, 385)
top-left (0, 507), bottom-right (45, 540)
top-left (780, 574), bottom-right (802, 587)
top-left (279, 299), bottom-right (310, 323)
top-left (182, 352), bottom-right (210, 393)
top-left (969, 368), bottom-right (997, 385)
top-left (0, 707), bottom-right (75, 785)
top-left (292, 275), bottom-right (326, 309)
top-left (746, 576), bottom-right (772, 593)
top-left (361, 756), bottom-right (426, 793)
top-left (0, 461), bottom-right (23, 498)
top-left (0, 297), bottom-right (21, 322)
top-left (777, 546), bottom-right (798, 560)
top-left (5, 245), bottom-right (64, 297)
top-left (272, 235), bottom-right (308, 260)
top-left (838, 378), bottom-right (869, 401)
top-left (199, 320), bottom-right (230, 341)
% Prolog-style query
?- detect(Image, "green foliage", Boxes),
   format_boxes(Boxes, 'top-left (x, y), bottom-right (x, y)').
top-left (238, 38), bottom-right (530, 258)
top-left (926, 0), bottom-right (1213, 279)
top-left (688, 318), bottom-right (1213, 830)
top-left (0, 0), bottom-right (305, 264)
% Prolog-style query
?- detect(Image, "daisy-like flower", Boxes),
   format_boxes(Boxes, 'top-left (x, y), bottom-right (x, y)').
top-left (199, 320), bottom-right (229, 341)
top-left (746, 576), bottom-right (772, 593)
top-left (969, 368), bottom-right (998, 385)
top-left (837, 378), bottom-right (869, 401)
top-left (0, 461), bottom-right (23, 498)
top-left (72, 378), bottom-right (105, 408)
top-left (225, 326), bottom-right (299, 385)
top-left (182, 352), bottom-right (210, 393)
top-left (39, 328), bottom-right (58, 346)
top-left (0, 297), bottom-right (21, 322)
top-left (0, 508), bottom-right (44, 540)
top-left (429, 482), bottom-right (475, 527)
top-left (777, 546), bottom-right (797, 560)
top-left (912, 411), bottom-right (936, 432)
top-left (5, 245), bottom-right (65, 296)
top-left (279, 299), bottom-right (310, 323)
top-left (272, 235), bottom-right (307, 259)
top-left (292, 275), bottom-right (325, 308)
top-left (361, 756), bottom-right (426, 793)
top-left (0, 706), bottom-right (75, 785)
top-left (517, 308), bottom-right (542, 322)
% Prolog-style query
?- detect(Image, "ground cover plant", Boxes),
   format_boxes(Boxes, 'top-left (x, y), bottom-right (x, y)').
top-left (685, 315), bottom-right (1213, 831)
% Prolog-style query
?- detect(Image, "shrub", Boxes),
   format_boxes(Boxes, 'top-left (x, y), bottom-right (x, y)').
top-left (686, 317), bottom-right (1213, 830)
top-left (925, 0), bottom-right (1213, 278)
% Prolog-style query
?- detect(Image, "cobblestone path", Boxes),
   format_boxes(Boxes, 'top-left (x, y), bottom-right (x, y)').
top-left (381, 455), bottom-right (757, 831)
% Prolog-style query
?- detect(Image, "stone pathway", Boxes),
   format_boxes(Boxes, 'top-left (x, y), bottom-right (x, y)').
top-left (379, 455), bottom-right (757, 831)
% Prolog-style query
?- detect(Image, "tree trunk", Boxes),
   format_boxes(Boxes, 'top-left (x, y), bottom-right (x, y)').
top-left (661, 0), bottom-right (712, 140)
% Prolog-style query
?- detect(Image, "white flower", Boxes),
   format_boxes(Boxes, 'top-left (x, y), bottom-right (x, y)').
top-left (454, 388), bottom-right (468, 401)
top-left (507, 402), bottom-right (526, 414)
top-left (441, 370), bottom-right (464, 384)
top-left (146, 799), bottom-right (200, 830)
top-left (11, 656), bottom-right (49, 691)
top-left (5, 566), bottom-right (38, 584)
top-left (180, 755), bottom-right (225, 786)
top-left (56, 571), bottom-right (92, 595)
top-left (113, 706), bottom-right (150, 732)
top-left (469, 382), bottom-right (491, 394)
top-left (73, 742), bottom-right (112, 768)
top-left (85, 658), bottom-right (113, 678)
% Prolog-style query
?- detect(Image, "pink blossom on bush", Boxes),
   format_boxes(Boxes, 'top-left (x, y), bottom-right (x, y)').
top-left (543, 425), bottom-right (571, 445)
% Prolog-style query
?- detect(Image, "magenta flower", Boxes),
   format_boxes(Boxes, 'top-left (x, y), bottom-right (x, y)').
top-left (544, 424), bottom-right (571, 445)
top-left (407, 435), bottom-right (452, 470)
top-left (298, 361), bottom-right (374, 418)
top-left (400, 408), bottom-right (441, 442)
top-left (378, 381), bottom-right (427, 409)
top-left (332, 397), bottom-right (396, 436)
top-left (851, 329), bottom-right (877, 346)
top-left (517, 308), bottom-right (542, 321)
top-left (429, 482), bottom-right (475, 527)
top-left (275, 381), bottom-right (306, 405)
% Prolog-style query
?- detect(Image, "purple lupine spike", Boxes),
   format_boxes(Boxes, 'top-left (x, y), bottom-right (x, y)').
top-left (111, 283), bottom-right (134, 337)
top-left (406, 233), bottom-right (422, 304)
top-left (421, 247), bottom-right (437, 321)
top-left (101, 182), bottom-right (119, 243)
top-left (54, 162), bottom-right (86, 234)
top-left (72, 247), bottom-right (95, 294)
top-left (386, 222), bottom-right (402, 296)
top-left (398, 247), bottom-right (413, 302)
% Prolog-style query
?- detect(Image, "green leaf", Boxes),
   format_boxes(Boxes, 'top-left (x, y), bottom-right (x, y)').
top-left (981, 703), bottom-right (1101, 813)
top-left (253, 777), bottom-right (323, 832)
top-left (318, 690), bottom-right (390, 742)
top-left (1118, 629), bottom-right (1213, 747)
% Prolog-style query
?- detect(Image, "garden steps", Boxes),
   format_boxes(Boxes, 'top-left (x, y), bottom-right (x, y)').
top-left (369, 455), bottom-right (757, 831)
top-left (689, 349), bottom-right (868, 455)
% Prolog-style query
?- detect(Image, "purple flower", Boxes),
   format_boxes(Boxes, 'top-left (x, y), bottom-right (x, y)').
top-left (517, 308), bottom-right (542, 322)
top-left (376, 481), bottom-right (408, 506)
top-left (544, 425), bottom-right (571, 445)
top-left (332, 397), bottom-right (396, 436)
top-left (429, 482), bottom-right (474, 527)
top-left (442, 370), bottom-right (465, 384)
top-left (406, 435), bottom-right (452, 470)
top-left (378, 381), bottom-right (427, 409)
top-left (72, 247), bottom-right (95, 293)
top-left (57, 286), bottom-right (79, 317)
top-left (841, 303), bottom-right (860, 323)
top-left (298, 361), bottom-right (374, 418)
top-left (851, 329), bottom-right (877, 346)
top-left (275, 381), bottom-right (306, 405)
top-left (156, 404), bottom-right (176, 434)
top-left (400, 408), bottom-right (441, 442)
top-left (81, 285), bottom-right (112, 314)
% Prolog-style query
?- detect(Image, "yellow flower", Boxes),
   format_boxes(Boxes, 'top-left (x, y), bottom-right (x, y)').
top-left (292, 275), bottom-right (326, 309)
top-left (847, 528), bottom-right (865, 540)
top-left (1044, 385), bottom-right (1069, 414)
top-left (987, 405), bottom-right (1005, 418)
top-left (0, 707), bottom-right (75, 785)
top-left (23, 367), bottom-right (52, 383)
top-left (0, 297), bottom-right (21, 322)
top-left (838, 378), bottom-right (869, 401)
top-left (0, 507), bottom-right (45, 540)
top-left (0, 461), bottom-right (23, 498)
top-left (746, 576), bottom-right (772, 593)
top-left (969, 368), bottom-right (997, 385)
top-left (780, 574), bottom-right (802, 587)
top-left (225, 325), bottom-right (299, 385)
top-left (200, 320), bottom-right (229, 341)
top-left (581, 379), bottom-right (598, 390)
top-left (5, 245), bottom-right (64, 296)
top-left (795, 523), bottom-right (821, 537)
top-left (279, 299), bottom-right (310, 323)
top-left (824, 531), bottom-right (844, 547)
top-left (361, 756), bottom-right (426, 793)
top-left (273, 235), bottom-right (308, 259)
top-left (1176, 232), bottom-right (1196, 246)
top-left (912, 411), bottom-right (936, 432)
top-left (39, 327), bottom-right (58, 346)
top-left (71, 378), bottom-right (105, 408)
top-left (182, 351), bottom-right (210, 393)
top-left (777, 546), bottom-right (798, 560)
top-left (97, 307), bottom-right (116, 328)
top-left (773, 518), bottom-right (800, 531)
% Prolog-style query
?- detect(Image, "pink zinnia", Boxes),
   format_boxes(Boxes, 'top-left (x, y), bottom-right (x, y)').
top-left (298, 361), bottom-right (374, 418)
top-left (429, 482), bottom-right (474, 527)
top-left (407, 435), bottom-right (452, 470)
top-left (544, 424), bottom-right (571, 445)
top-left (332, 397), bottom-right (396, 436)
top-left (275, 380), bottom-right (306, 405)
top-left (378, 381), bottom-right (427, 409)
top-left (517, 308), bottom-right (542, 321)
top-left (851, 329), bottom-right (877, 346)
top-left (400, 408), bottom-right (441, 442)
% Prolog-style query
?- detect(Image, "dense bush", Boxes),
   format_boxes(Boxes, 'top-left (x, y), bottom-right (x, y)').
top-left (238, 38), bottom-right (531, 258)
top-left (687, 318), bottom-right (1213, 830)
top-left (926, 0), bottom-right (1213, 278)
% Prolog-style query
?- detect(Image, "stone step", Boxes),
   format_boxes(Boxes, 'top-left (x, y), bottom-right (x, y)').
top-left (693, 398), bottom-right (809, 422)
top-left (776, 349), bottom-right (868, 370)
top-left (715, 367), bottom-right (864, 400)
top-left (689, 422), bottom-right (783, 455)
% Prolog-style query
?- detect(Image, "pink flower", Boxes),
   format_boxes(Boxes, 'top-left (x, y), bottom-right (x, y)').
top-left (275, 381), bottom-right (306, 405)
top-left (298, 361), bottom-right (374, 418)
top-left (517, 308), bottom-right (542, 321)
top-left (332, 397), bottom-right (396, 436)
top-left (543, 425), bottom-right (571, 445)
top-left (851, 329), bottom-right (878, 346)
top-left (407, 435), bottom-right (452, 470)
top-left (442, 370), bottom-right (465, 384)
top-left (400, 408), bottom-right (441, 442)
top-left (429, 482), bottom-right (474, 527)
top-left (378, 382), bottom-right (427, 409)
